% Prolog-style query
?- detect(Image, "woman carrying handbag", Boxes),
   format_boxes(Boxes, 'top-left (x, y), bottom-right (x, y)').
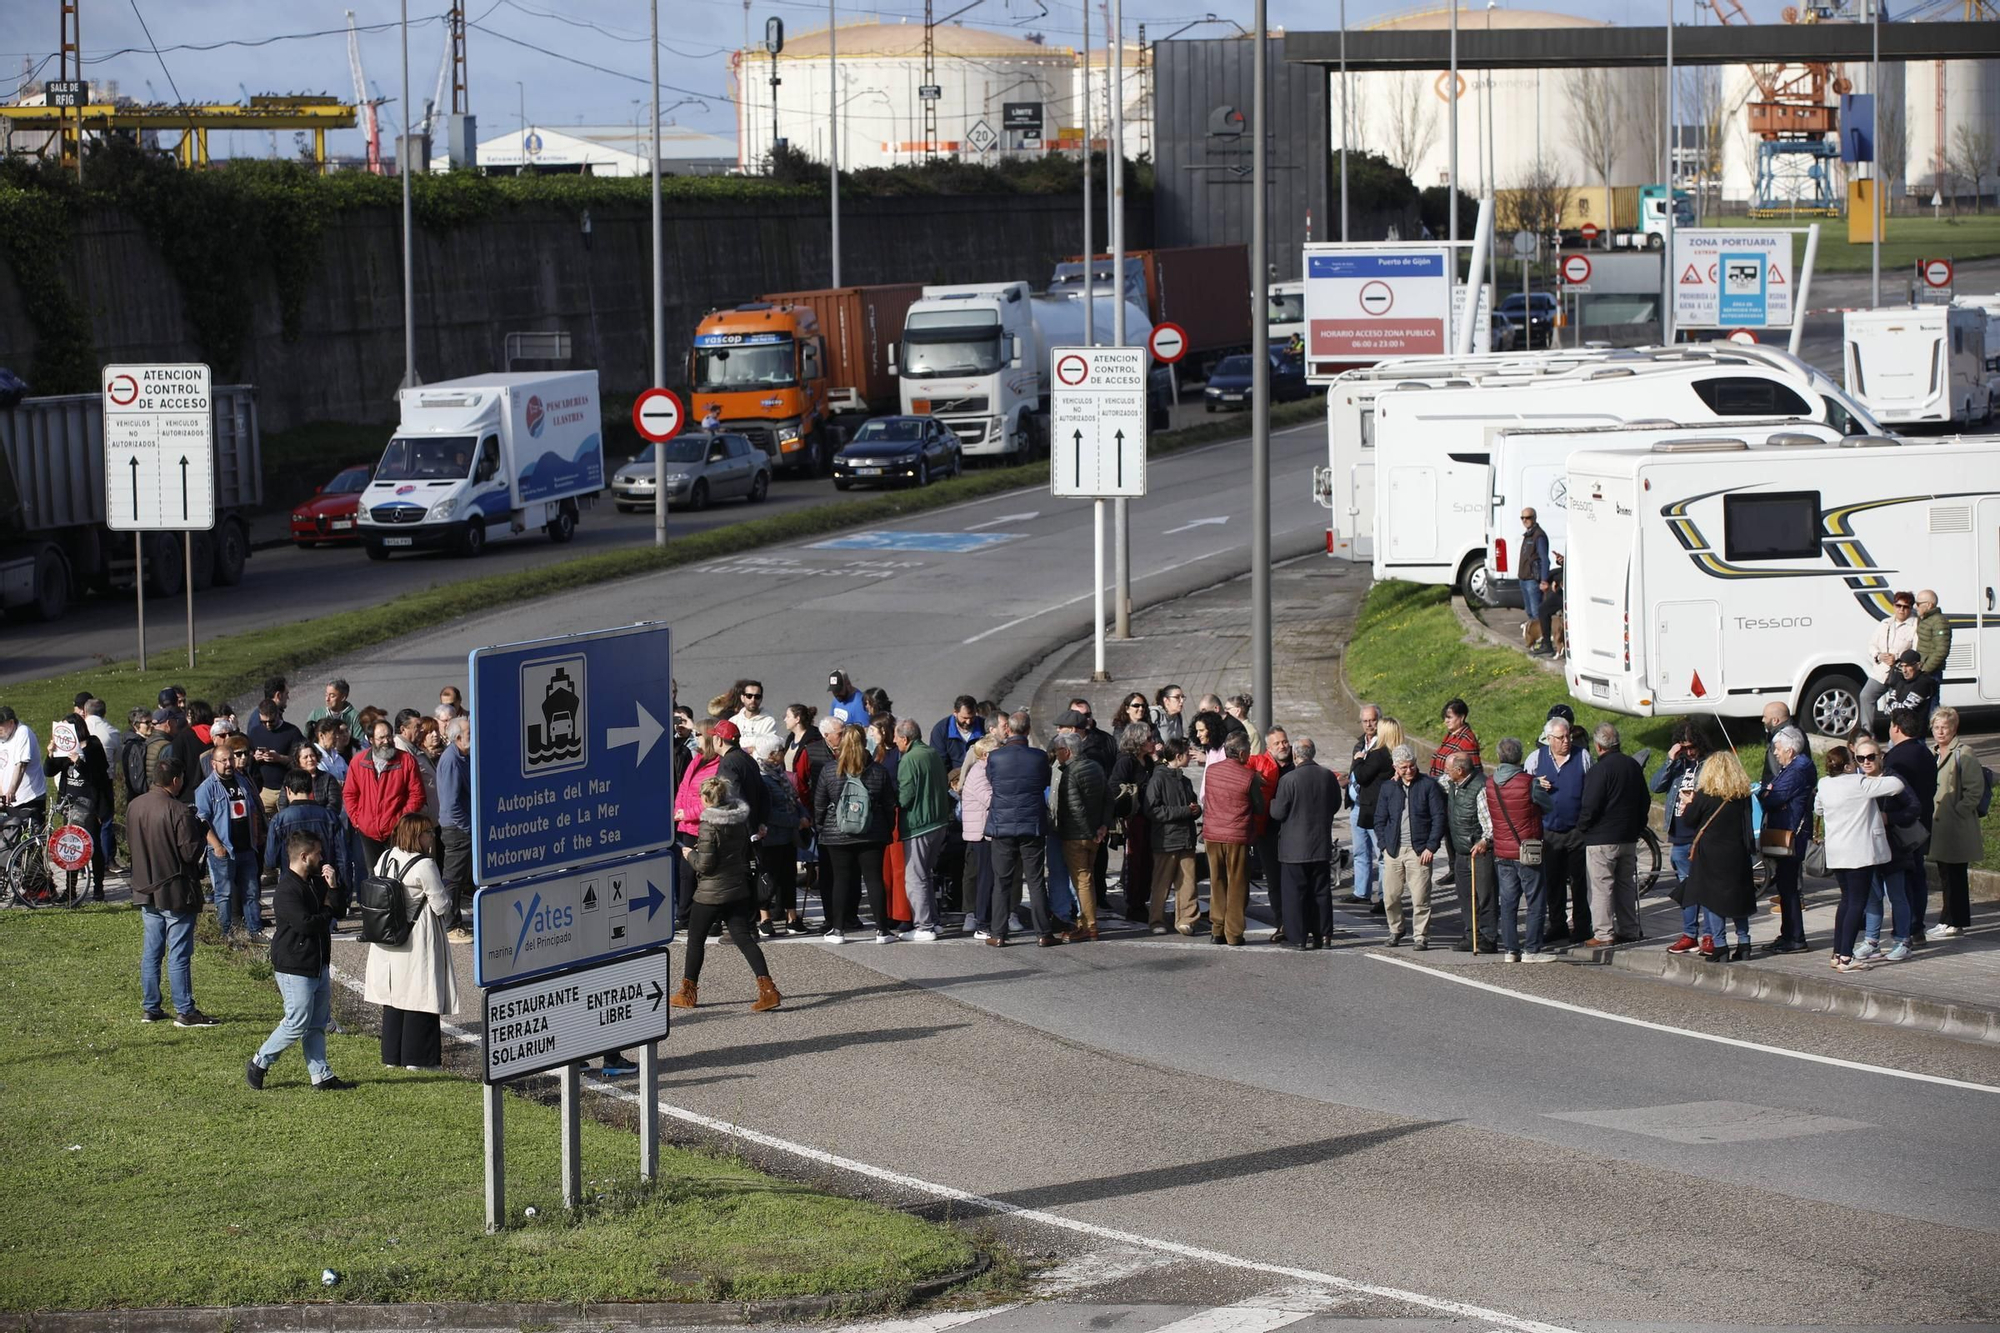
top-left (1679, 752), bottom-right (1757, 961)
top-left (362, 812), bottom-right (459, 1069)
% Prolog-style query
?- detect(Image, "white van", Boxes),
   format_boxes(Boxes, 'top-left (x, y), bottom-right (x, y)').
top-left (1369, 359), bottom-right (1879, 602)
top-left (1487, 417), bottom-right (1845, 596)
top-left (1563, 432), bottom-right (2000, 735)
top-left (357, 371), bottom-right (604, 559)
top-left (1843, 304), bottom-right (2000, 427)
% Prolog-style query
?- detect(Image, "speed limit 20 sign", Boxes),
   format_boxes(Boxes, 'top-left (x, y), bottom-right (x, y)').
top-left (632, 387), bottom-right (685, 443)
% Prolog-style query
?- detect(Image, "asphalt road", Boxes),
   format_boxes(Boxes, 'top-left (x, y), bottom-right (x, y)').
top-left (312, 420), bottom-right (2000, 1331)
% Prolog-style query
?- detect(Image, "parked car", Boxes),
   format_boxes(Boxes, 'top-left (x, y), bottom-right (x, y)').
top-left (1489, 311), bottom-right (1523, 353)
top-left (290, 464), bottom-right (371, 546)
top-left (612, 433), bottom-right (769, 513)
top-left (1499, 292), bottom-right (1558, 348)
top-left (1202, 351), bottom-right (1310, 412)
top-left (833, 415), bottom-right (963, 490)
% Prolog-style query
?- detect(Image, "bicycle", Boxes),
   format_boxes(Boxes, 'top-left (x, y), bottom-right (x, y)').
top-left (1, 809), bottom-right (57, 908)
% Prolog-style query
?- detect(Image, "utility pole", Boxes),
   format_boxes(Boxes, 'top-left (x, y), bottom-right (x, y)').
top-left (830, 0), bottom-right (841, 285)
top-left (923, 0), bottom-right (937, 160)
top-left (1870, 0), bottom-right (1880, 308)
top-left (61, 0), bottom-right (82, 184)
top-left (1112, 0), bottom-right (1129, 640)
top-left (1447, 0), bottom-right (1460, 348)
top-left (401, 0), bottom-right (418, 388)
top-left (651, 0), bottom-right (668, 550)
top-left (1250, 0), bottom-right (1270, 738)
top-left (1663, 4), bottom-right (1676, 343)
top-left (1339, 0), bottom-right (1349, 240)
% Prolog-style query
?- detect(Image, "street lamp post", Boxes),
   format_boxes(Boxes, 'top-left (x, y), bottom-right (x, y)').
top-left (1250, 0), bottom-right (1270, 737)
top-left (1112, 0), bottom-right (1129, 640)
top-left (651, 0), bottom-right (668, 550)
top-left (400, 0), bottom-right (417, 389)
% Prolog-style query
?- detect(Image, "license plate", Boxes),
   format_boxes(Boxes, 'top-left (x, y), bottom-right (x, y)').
top-left (1590, 680), bottom-right (1609, 699)
top-left (383, 537), bottom-right (413, 547)
top-left (331, 520), bottom-right (353, 529)
top-left (1224, 393), bottom-right (1245, 401)
top-left (858, 467), bottom-right (882, 476)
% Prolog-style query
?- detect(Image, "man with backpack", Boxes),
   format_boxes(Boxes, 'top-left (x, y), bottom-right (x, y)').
top-left (246, 829), bottom-right (351, 1091)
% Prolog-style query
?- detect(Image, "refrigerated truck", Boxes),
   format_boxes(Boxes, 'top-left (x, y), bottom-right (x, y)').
top-left (892, 282), bottom-right (1151, 461)
top-left (0, 385), bottom-right (261, 621)
top-left (1563, 432), bottom-right (2000, 737)
top-left (356, 371), bottom-right (603, 560)
top-left (1842, 303), bottom-right (2000, 427)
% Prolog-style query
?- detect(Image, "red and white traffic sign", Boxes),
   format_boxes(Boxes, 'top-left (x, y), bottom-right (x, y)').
top-left (1726, 329), bottom-right (1759, 344)
top-left (1055, 353), bottom-right (1091, 387)
top-left (632, 387), bottom-right (685, 444)
top-left (1560, 254), bottom-right (1592, 286)
top-left (1147, 321), bottom-right (1188, 365)
top-left (1579, 222), bottom-right (1600, 243)
top-left (47, 824), bottom-right (93, 873)
top-left (1920, 257), bottom-right (1953, 289)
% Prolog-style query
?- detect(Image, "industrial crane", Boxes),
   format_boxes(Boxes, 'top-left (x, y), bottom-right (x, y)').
top-left (1706, 0), bottom-right (1846, 215)
top-left (345, 10), bottom-right (385, 174)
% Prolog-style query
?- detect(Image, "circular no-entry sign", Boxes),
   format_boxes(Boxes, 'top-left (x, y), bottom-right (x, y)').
top-left (1726, 329), bottom-right (1759, 345)
top-left (105, 373), bottom-right (139, 407)
top-left (1579, 222), bottom-right (1601, 243)
top-left (1358, 280), bottom-right (1394, 316)
top-left (1055, 353), bottom-right (1090, 387)
top-left (1560, 254), bottom-right (1592, 286)
top-left (1148, 322), bottom-right (1188, 364)
top-left (632, 387), bottom-right (685, 443)
top-left (1921, 257), bottom-right (1953, 288)
top-left (48, 824), bottom-right (93, 873)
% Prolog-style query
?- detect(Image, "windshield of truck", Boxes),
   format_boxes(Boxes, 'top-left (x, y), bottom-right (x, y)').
top-left (902, 312), bottom-right (1004, 377)
top-left (375, 435), bottom-right (476, 481)
top-left (693, 339), bottom-right (796, 390)
top-left (1267, 292), bottom-right (1305, 323)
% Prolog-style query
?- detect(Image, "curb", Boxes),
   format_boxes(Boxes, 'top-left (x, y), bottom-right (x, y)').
top-left (1579, 941), bottom-right (2000, 1045)
top-left (5, 1257), bottom-right (994, 1333)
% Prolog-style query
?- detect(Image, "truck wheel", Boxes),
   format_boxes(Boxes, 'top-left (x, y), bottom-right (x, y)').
top-left (458, 520), bottom-right (487, 558)
top-left (212, 519), bottom-right (248, 585)
top-left (1647, 232), bottom-right (1664, 251)
top-left (1802, 670), bottom-right (1864, 738)
top-left (187, 531), bottom-right (217, 592)
top-left (1459, 555), bottom-right (1495, 609)
top-left (8, 548), bottom-right (71, 622)
top-left (146, 534), bottom-right (184, 597)
top-left (545, 503), bottom-right (577, 543)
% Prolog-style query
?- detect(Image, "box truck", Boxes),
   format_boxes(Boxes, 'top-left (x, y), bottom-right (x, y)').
top-left (1842, 303), bottom-right (2000, 427)
top-left (1048, 245), bottom-right (1249, 378)
top-left (892, 282), bottom-right (1151, 462)
top-left (758, 284), bottom-right (923, 418)
top-left (1563, 432), bottom-right (2000, 736)
top-left (355, 371), bottom-right (603, 560)
top-left (0, 385), bottom-right (261, 621)
top-left (1371, 355), bottom-right (1879, 603)
top-left (688, 302), bottom-right (837, 476)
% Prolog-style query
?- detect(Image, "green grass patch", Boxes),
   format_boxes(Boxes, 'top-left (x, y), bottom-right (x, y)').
top-left (0, 909), bottom-right (974, 1312)
top-left (0, 399), bottom-right (1320, 737)
top-left (1699, 213), bottom-right (2000, 276)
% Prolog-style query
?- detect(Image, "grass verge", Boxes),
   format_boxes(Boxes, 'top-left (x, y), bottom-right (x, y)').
top-left (1346, 581), bottom-right (2000, 870)
top-left (1, 399), bottom-right (1322, 735)
top-left (0, 909), bottom-right (974, 1312)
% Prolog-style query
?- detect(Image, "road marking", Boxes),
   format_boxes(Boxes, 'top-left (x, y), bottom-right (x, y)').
top-left (1162, 516), bottom-right (1230, 535)
top-left (326, 965), bottom-right (1578, 1333)
top-left (964, 510), bottom-right (1040, 530)
top-left (1366, 952), bottom-right (2000, 1095)
top-left (1147, 1287), bottom-right (1348, 1332)
top-left (824, 1249), bottom-right (1178, 1332)
top-left (962, 546), bottom-right (1237, 644)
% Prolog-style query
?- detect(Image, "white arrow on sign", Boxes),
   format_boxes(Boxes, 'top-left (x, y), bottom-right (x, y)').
top-left (965, 510), bottom-right (1039, 531)
top-left (605, 701), bottom-right (665, 766)
top-left (1163, 516), bottom-right (1229, 535)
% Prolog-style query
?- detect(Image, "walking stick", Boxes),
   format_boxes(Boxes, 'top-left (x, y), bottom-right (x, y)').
top-left (1470, 853), bottom-right (1479, 956)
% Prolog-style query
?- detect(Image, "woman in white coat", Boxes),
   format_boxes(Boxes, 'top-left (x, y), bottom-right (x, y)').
top-left (1813, 743), bottom-right (1907, 974)
top-left (363, 812), bottom-right (459, 1068)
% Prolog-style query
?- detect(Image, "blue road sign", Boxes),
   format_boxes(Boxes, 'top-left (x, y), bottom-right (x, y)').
top-left (808, 531), bottom-right (1023, 553)
top-left (1718, 252), bottom-right (1768, 326)
top-left (469, 622), bottom-right (675, 886)
top-left (471, 849), bottom-right (678, 987)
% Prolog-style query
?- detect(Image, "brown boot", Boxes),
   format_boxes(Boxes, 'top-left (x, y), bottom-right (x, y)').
top-left (751, 976), bottom-right (782, 1012)
top-left (669, 978), bottom-right (698, 1009)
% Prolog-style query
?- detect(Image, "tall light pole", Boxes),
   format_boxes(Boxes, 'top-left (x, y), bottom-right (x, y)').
top-left (1250, 0), bottom-right (1270, 737)
top-left (1447, 0), bottom-right (1459, 348)
top-left (400, 0), bottom-right (417, 388)
top-left (651, 0), bottom-right (668, 549)
top-left (1663, 2), bottom-right (1676, 343)
top-left (830, 0), bottom-right (841, 286)
top-left (1112, 0), bottom-right (1129, 640)
top-left (1339, 0), bottom-right (1349, 241)
top-left (1870, 0), bottom-right (1880, 308)
top-left (1081, 6), bottom-right (1094, 348)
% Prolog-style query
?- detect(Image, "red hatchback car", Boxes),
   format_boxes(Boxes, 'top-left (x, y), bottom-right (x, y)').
top-left (290, 465), bottom-right (372, 546)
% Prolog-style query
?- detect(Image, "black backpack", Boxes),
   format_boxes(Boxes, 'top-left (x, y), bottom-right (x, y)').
top-left (355, 853), bottom-right (420, 946)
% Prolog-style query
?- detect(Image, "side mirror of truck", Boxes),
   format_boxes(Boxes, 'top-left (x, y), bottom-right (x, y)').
top-left (887, 343), bottom-right (899, 375)
top-left (1010, 336), bottom-right (1023, 368)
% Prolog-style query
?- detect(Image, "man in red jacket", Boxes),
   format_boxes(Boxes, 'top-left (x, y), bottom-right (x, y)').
top-left (1201, 734), bottom-right (1264, 946)
top-left (343, 718), bottom-right (424, 868)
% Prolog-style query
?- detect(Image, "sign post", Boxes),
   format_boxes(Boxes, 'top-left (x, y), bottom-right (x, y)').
top-left (634, 387), bottom-right (683, 546)
top-left (1049, 347), bottom-right (1147, 682)
top-left (102, 363), bottom-right (215, 671)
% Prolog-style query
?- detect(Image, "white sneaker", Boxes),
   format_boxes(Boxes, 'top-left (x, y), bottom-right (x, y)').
top-left (910, 928), bottom-right (939, 942)
top-left (822, 930), bottom-right (845, 945)
top-left (972, 929), bottom-right (991, 941)
top-left (874, 931), bottom-right (899, 944)
top-left (1854, 938), bottom-right (1880, 959)
top-left (1520, 951), bottom-right (1557, 963)
top-left (1935, 924), bottom-right (1965, 938)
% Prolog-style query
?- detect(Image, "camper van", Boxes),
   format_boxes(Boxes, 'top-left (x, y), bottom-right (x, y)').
top-left (1563, 432), bottom-right (2000, 736)
top-left (1843, 304), bottom-right (2000, 427)
top-left (1487, 418), bottom-right (1846, 597)
top-left (1369, 358), bottom-right (1879, 603)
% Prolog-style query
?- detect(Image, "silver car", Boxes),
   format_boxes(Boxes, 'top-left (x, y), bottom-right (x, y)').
top-left (612, 432), bottom-right (770, 513)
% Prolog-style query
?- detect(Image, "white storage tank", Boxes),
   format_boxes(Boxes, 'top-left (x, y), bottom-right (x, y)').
top-left (1905, 57), bottom-right (2000, 200)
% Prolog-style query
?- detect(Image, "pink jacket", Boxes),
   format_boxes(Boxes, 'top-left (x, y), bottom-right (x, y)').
top-left (673, 754), bottom-right (720, 839)
top-left (960, 759), bottom-right (993, 842)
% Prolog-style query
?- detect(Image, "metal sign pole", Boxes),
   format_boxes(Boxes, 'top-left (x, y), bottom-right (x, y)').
top-left (1789, 223), bottom-right (1820, 358)
top-left (650, 0), bottom-right (668, 549)
top-left (183, 531), bottom-right (195, 667)
top-left (134, 533), bottom-right (147, 672)
top-left (639, 1042), bottom-right (660, 1180)
top-left (560, 1062), bottom-right (583, 1208)
top-left (1250, 0), bottom-right (1271, 737)
top-left (1111, 0), bottom-right (1129, 641)
top-left (484, 1083), bottom-right (506, 1232)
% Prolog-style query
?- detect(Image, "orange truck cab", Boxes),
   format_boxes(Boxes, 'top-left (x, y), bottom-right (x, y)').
top-left (688, 303), bottom-right (836, 476)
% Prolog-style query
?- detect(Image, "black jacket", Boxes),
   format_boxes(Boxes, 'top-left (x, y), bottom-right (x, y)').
top-left (1144, 765), bottom-right (1200, 853)
top-left (1885, 737), bottom-right (1938, 831)
top-left (1681, 793), bottom-right (1755, 919)
top-left (717, 745), bottom-right (770, 831)
top-left (269, 866), bottom-right (335, 978)
top-left (1075, 724), bottom-right (1118, 777)
top-left (1573, 751), bottom-right (1650, 846)
top-left (1351, 745), bottom-right (1395, 824)
top-left (1051, 756), bottom-right (1108, 840)
top-left (1269, 762), bottom-right (1342, 864)
top-left (811, 760), bottom-right (898, 846)
top-left (117, 733), bottom-right (153, 805)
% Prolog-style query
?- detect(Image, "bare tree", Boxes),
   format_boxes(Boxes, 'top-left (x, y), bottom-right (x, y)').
top-left (1629, 67), bottom-right (1667, 187)
top-left (1877, 95), bottom-right (1907, 205)
top-left (1565, 67), bottom-right (1623, 226)
top-left (1381, 72), bottom-right (1439, 183)
top-left (1948, 122), bottom-right (1996, 216)
top-left (1684, 66), bottom-right (1729, 220)
top-left (1500, 155), bottom-right (1572, 239)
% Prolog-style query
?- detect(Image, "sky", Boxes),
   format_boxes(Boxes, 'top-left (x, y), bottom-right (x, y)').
top-left (1, 0), bottom-right (1811, 158)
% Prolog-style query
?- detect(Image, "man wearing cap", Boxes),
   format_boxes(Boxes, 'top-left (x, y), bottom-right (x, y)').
top-left (152, 708), bottom-right (206, 808)
top-left (1860, 591), bottom-right (1920, 737)
top-left (1372, 743), bottom-right (1446, 948)
top-left (827, 670), bottom-right (868, 727)
top-left (197, 737), bottom-right (266, 937)
top-left (1880, 650), bottom-right (1940, 731)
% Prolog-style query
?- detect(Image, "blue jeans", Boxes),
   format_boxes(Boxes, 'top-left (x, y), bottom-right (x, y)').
top-left (1520, 579), bottom-right (1543, 624)
top-left (208, 850), bottom-right (262, 935)
top-left (1350, 817), bottom-right (1379, 900)
top-left (1865, 855), bottom-right (1916, 943)
top-left (1495, 859), bottom-right (1545, 955)
top-left (1672, 843), bottom-right (1700, 937)
top-left (1046, 834), bottom-right (1078, 922)
top-left (140, 906), bottom-right (197, 1014)
top-left (1700, 908), bottom-right (1751, 943)
top-left (256, 967), bottom-right (331, 1083)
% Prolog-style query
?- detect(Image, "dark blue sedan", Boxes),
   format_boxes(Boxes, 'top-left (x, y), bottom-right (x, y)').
top-left (833, 415), bottom-right (964, 490)
top-left (1203, 352), bottom-right (1310, 412)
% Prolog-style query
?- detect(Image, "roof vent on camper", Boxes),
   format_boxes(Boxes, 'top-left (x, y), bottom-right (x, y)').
top-left (1838, 434), bottom-right (1902, 448)
top-left (1763, 432), bottom-right (1828, 447)
top-left (1652, 437), bottom-right (1748, 453)
top-left (1589, 368), bottom-right (1636, 380)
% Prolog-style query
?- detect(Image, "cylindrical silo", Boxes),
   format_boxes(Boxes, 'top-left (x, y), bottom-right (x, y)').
top-left (1905, 57), bottom-right (2000, 201)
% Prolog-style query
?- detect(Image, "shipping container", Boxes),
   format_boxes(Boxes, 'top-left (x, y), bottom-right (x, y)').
top-left (760, 284), bottom-right (924, 416)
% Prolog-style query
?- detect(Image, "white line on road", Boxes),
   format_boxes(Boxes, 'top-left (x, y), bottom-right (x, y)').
top-left (1366, 952), bottom-right (2000, 1094)
top-left (964, 511), bottom-right (1041, 530)
top-left (1146, 1287), bottom-right (1351, 1333)
top-left (961, 546), bottom-right (1236, 644)
top-left (1162, 516), bottom-right (1230, 535)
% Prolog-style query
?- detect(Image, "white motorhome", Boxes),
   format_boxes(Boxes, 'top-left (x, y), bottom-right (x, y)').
top-left (1368, 357), bottom-right (1880, 602)
top-left (356, 371), bottom-right (603, 559)
top-left (1487, 417), bottom-right (1846, 595)
top-left (892, 282), bottom-right (1149, 462)
top-left (1843, 304), bottom-right (2000, 427)
top-left (1563, 432), bottom-right (2000, 736)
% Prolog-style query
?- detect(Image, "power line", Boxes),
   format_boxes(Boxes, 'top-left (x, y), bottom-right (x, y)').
top-left (79, 14), bottom-right (445, 66)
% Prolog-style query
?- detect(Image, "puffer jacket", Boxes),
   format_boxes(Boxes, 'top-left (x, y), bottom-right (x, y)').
top-left (1373, 773), bottom-right (1446, 857)
top-left (1200, 757), bottom-right (1261, 845)
top-left (982, 739), bottom-right (1051, 839)
top-left (812, 760), bottom-right (898, 846)
top-left (960, 759), bottom-right (994, 842)
top-left (1763, 750), bottom-right (1818, 844)
top-left (1482, 765), bottom-right (1544, 862)
top-left (689, 799), bottom-right (754, 905)
top-left (1050, 755), bottom-right (1108, 840)
top-left (673, 753), bottom-right (721, 839)
top-left (759, 765), bottom-right (801, 846)
top-left (1145, 764), bottom-right (1200, 853)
